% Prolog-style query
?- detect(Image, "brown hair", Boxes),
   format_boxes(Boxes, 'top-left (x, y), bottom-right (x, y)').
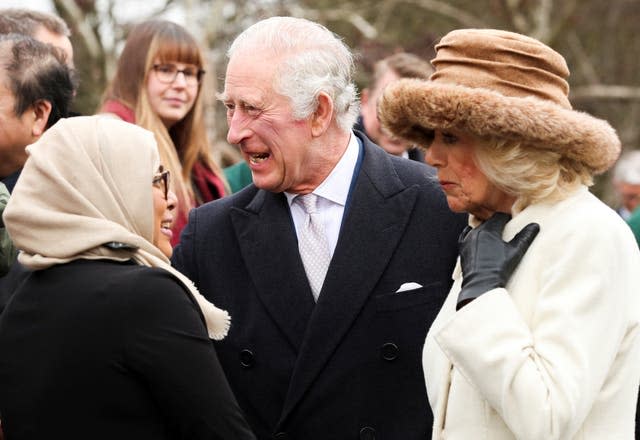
top-left (371, 52), bottom-right (432, 88)
top-left (101, 19), bottom-right (227, 217)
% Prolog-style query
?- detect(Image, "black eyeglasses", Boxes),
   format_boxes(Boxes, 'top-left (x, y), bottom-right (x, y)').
top-left (152, 63), bottom-right (205, 86)
top-left (152, 168), bottom-right (171, 200)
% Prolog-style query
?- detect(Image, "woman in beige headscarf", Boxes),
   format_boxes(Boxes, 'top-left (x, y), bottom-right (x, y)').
top-left (380, 29), bottom-right (640, 439)
top-left (0, 116), bottom-right (255, 439)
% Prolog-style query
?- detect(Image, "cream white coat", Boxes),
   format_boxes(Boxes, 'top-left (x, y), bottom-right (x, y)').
top-left (424, 186), bottom-right (640, 440)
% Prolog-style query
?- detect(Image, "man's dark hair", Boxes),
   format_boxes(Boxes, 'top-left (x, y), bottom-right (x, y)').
top-left (0, 34), bottom-right (74, 128)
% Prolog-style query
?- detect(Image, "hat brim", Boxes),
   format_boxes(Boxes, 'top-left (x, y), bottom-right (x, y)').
top-left (379, 78), bottom-right (620, 174)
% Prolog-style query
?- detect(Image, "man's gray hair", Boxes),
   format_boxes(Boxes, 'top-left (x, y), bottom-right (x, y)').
top-left (228, 16), bottom-right (359, 131)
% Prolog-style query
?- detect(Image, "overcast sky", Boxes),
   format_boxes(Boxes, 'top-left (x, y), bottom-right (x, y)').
top-left (2, 0), bottom-right (54, 11)
top-left (1, 0), bottom-right (184, 24)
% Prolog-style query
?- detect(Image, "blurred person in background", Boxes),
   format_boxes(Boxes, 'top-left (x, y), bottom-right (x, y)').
top-left (100, 19), bottom-right (228, 246)
top-left (0, 116), bottom-right (255, 440)
top-left (223, 155), bottom-right (254, 194)
top-left (0, 34), bottom-right (74, 295)
top-left (358, 52), bottom-right (433, 161)
top-left (0, 183), bottom-right (14, 277)
top-left (612, 149), bottom-right (640, 220)
top-left (0, 34), bottom-right (73, 193)
top-left (0, 8), bottom-right (74, 67)
top-left (380, 28), bottom-right (640, 439)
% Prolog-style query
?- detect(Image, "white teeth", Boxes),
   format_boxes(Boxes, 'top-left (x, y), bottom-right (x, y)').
top-left (250, 153), bottom-right (268, 164)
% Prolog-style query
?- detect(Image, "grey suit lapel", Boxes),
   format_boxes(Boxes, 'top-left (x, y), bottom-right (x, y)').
top-left (230, 190), bottom-right (315, 351)
top-left (279, 141), bottom-right (420, 423)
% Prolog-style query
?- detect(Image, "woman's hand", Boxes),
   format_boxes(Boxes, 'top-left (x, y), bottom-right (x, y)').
top-left (457, 212), bottom-right (539, 310)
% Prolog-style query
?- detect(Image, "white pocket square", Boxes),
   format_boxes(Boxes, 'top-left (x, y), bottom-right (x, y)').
top-left (395, 282), bottom-right (423, 293)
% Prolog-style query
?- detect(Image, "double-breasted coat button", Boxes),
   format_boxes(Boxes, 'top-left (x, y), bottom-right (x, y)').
top-left (359, 426), bottom-right (376, 440)
top-left (273, 432), bottom-right (288, 440)
top-left (239, 349), bottom-right (254, 368)
top-left (380, 342), bottom-right (399, 361)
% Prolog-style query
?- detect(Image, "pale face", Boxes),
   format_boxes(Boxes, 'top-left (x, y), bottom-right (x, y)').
top-left (616, 181), bottom-right (640, 213)
top-left (0, 72), bottom-right (39, 177)
top-left (146, 59), bottom-right (199, 129)
top-left (33, 26), bottom-right (74, 67)
top-left (361, 69), bottom-right (411, 156)
top-left (151, 167), bottom-right (177, 257)
top-left (425, 129), bottom-right (515, 220)
top-left (221, 50), bottom-right (321, 194)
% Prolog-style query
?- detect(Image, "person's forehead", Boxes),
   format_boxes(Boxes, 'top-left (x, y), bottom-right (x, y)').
top-left (0, 68), bottom-right (13, 98)
top-left (372, 69), bottom-right (400, 93)
top-left (33, 25), bottom-right (74, 66)
top-left (224, 51), bottom-right (278, 97)
top-left (620, 182), bottom-right (640, 193)
top-left (153, 58), bottom-right (198, 68)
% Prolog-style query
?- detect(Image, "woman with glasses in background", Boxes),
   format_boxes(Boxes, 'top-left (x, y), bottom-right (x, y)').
top-left (99, 19), bottom-right (228, 246)
top-left (0, 116), bottom-right (255, 439)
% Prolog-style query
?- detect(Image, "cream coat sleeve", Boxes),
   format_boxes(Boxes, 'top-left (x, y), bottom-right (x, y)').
top-left (434, 197), bottom-right (640, 440)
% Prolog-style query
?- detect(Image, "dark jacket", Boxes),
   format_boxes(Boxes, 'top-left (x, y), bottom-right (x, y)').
top-left (0, 259), bottom-right (255, 440)
top-left (172, 133), bottom-right (466, 440)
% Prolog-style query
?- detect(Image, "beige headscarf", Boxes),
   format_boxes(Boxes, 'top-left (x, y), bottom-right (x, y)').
top-left (3, 116), bottom-right (230, 340)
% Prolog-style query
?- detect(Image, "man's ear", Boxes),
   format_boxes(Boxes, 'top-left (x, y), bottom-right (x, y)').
top-left (360, 88), bottom-right (370, 105)
top-left (31, 99), bottom-right (53, 137)
top-left (311, 92), bottom-right (334, 137)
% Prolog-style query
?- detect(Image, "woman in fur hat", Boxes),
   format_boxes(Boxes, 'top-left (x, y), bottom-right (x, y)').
top-left (379, 29), bottom-right (640, 439)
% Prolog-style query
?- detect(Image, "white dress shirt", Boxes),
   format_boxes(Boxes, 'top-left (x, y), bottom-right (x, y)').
top-left (285, 133), bottom-right (360, 258)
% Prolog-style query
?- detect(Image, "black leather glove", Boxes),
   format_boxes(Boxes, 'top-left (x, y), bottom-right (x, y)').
top-left (457, 212), bottom-right (540, 310)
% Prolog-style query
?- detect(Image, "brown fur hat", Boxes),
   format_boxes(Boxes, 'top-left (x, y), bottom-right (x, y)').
top-left (378, 29), bottom-right (620, 174)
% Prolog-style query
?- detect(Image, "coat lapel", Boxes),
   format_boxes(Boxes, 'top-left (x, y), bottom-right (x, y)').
top-left (230, 190), bottom-right (315, 351)
top-left (279, 141), bottom-right (420, 423)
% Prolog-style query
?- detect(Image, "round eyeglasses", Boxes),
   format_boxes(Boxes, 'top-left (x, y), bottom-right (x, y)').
top-left (152, 63), bottom-right (205, 86)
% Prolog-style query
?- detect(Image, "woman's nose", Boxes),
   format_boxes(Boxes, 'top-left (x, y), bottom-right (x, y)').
top-left (166, 189), bottom-right (178, 211)
top-left (425, 142), bottom-right (445, 168)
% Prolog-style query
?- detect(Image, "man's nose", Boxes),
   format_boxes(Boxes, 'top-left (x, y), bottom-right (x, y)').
top-left (227, 110), bottom-right (250, 145)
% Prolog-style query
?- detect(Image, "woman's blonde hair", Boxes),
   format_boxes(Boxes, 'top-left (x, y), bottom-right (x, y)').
top-left (101, 20), bottom-right (227, 217)
top-left (474, 137), bottom-right (594, 213)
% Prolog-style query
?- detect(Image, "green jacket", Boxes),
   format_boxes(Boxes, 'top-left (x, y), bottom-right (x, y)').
top-left (0, 182), bottom-right (17, 276)
top-left (223, 161), bottom-right (253, 194)
top-left (626, 205), bottom-right (640, 248)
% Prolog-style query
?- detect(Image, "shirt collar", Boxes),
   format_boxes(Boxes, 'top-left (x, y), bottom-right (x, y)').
top-left (285, 132), bottom-right (359, 207)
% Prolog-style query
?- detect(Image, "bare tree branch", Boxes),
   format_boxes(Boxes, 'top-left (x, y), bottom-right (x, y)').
top-left (303, 6), bottom-right (378, 39)
top-left (566, 30), bottom-right (600, 84)
top-left (548, 0), bottom-right (578, 44)
top-left (55, 0), bottom-right (101, 59)
top-left (401, 0), bottom-right (486, 28)
top-left (375, 0), bottom-right (401, 33)
top-left (530, 0), bottom-right (552, 42)
top-left (504, 0), bottom-right (530, 33)
top-left (571, 85), bottom-right (640, 101)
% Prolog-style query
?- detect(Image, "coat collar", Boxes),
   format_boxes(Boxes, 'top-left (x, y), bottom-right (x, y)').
top-left (230, 190), bottom-right (315, 351)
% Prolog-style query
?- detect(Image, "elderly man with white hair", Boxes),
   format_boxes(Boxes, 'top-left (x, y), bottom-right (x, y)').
top-left (172, 16), bottom-right (466, 440)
